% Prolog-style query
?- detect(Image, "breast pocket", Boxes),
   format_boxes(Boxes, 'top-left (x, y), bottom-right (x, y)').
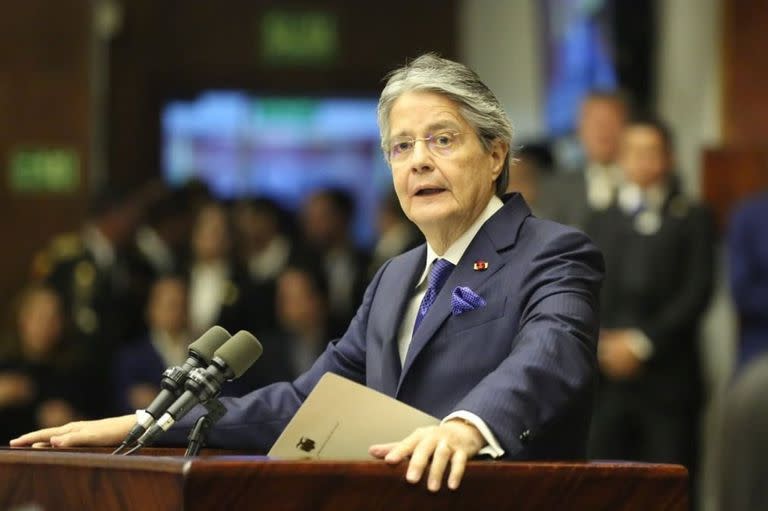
top-left (445, 296), bottom-right (508, 336)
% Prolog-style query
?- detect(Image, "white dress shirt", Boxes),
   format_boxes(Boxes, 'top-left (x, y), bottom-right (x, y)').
top-left (585, 163), bottom-right (623, 210)
top-left (396, 195), bottom-right (505, 457)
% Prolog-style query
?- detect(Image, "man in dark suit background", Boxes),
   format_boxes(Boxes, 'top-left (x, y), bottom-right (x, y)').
top-left (537, 92), bottom-right (628, 231)
top-left (727, 192), bottom-right (768, 370)
top-left (586, 117), bottom-right (715, 468)
top-left (13, 54), bottom-right (604, 493)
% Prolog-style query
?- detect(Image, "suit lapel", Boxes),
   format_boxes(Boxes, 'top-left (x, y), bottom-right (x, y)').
top-left (376, 245), bottom-right (425, 396)
top-left (397, 230), bottom-right (503, 393)
top-left (396, 193), bottom-right (531, 395)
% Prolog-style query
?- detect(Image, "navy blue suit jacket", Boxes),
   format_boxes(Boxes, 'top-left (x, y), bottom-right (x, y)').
top-left (164, 194), bottom-right (604, 459)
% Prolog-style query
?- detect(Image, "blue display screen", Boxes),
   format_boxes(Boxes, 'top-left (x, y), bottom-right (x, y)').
top-left (161, 92), bottom-right (392, 246)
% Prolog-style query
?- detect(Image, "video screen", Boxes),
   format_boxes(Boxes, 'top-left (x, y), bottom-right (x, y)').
top-left (161, 92), bottom-right (392, 247)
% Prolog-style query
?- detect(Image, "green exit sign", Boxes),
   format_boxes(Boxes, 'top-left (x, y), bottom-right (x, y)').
top-left (8, 147), bottom-right (80, 193)
top-left (261, 10), bottom-right (339, 65)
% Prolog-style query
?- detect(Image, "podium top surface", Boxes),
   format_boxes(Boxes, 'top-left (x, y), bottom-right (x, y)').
top-left (0, 448), bottom-right (689, 511)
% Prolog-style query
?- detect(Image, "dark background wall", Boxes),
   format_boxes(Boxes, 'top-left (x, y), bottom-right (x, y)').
top-left (0, 0), bottom-right (458, 325)
top-left (106, 0), bottom-right (458, 186)
top-left (0, 0), bottom-right (92, 324)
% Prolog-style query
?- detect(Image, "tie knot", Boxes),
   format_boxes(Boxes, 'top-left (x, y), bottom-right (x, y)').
top-left (428, 258), bottom-right (455, 292)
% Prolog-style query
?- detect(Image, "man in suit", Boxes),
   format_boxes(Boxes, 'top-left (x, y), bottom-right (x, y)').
top-left (537, 92), bottom-right (628, 231)
top-left (12, 54), bottom-right (604, 493)
top-left (586, 117), bottom-right (714, 468)
top-left (727, 192), bottom-right (768, 369)
top-left (717, 353), bottom-right (768, 511)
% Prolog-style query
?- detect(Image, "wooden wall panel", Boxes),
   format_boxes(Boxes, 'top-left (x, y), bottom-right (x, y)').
top-left (0, 1), bottom-right (91, 328)
top-left (722, 0), bottom-right (768, 146)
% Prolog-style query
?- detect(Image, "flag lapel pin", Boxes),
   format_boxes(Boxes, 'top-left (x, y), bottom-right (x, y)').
top-left (473, 260), bottom-right (489, 271)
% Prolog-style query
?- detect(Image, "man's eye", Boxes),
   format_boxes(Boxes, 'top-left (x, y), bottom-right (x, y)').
top-left (433, 134), bottom-right (452, 147)
top-left (393, 141), bottom-right (412, 153)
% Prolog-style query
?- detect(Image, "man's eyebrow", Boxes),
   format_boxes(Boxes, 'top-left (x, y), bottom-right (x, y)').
top-left (425, 120), bottom-right (461, 132)
top-left (391, 120), bottom-right (462, 138)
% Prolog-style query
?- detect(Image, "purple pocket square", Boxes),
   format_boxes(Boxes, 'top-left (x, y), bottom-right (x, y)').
top-left (451, 286), bottom-right (487, 316)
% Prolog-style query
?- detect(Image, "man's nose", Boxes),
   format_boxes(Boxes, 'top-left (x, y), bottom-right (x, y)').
top-left (411, 140), bottom-right (434, 173)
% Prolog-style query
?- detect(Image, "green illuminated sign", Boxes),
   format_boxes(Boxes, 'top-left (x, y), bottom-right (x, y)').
top-left (9, 147), bottom-right (80, 193)
top-left (261, 11), bottom-right (338, 65)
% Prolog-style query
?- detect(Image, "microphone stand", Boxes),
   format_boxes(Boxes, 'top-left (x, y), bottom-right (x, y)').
top-left (184, 398), bottom-right (227, 457)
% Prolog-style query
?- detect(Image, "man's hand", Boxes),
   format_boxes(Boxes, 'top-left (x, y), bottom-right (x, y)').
top-left (598, 329), bottom-right (643, 380)
top-left (369, 420), bottom-right (485, 492)
top-left (9, 415), bottom-right (135, 448)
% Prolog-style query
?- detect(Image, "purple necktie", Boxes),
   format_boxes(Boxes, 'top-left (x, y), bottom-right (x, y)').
top-left (412, 258), bottom-right (455, 336)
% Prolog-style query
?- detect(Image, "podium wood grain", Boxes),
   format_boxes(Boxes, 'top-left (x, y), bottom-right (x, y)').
top-left (0, 449), bottom-right (688, 510)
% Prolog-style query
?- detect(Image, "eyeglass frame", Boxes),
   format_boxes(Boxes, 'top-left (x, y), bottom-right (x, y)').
top-left (386, 131), bottom-right (465, 162)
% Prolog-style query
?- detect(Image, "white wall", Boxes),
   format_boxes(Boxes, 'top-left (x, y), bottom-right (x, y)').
top-left (656, 0), bottom-right (723, 197)
top-left (459, 0), bottom-right (544, 143)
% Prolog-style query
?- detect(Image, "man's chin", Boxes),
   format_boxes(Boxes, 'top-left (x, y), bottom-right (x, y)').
top-left (409, 207), bottom-right (456, 231)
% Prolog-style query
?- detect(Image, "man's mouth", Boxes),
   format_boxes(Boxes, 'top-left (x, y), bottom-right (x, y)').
top-left (415, 188), bottom-right (446, 196)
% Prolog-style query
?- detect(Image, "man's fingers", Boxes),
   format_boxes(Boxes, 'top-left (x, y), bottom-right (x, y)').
top-left (406, 435), bottom-right (438, 484)
top-left (447, 449), bottom-right (468, 490)
top-left (368, 442), bottom-right (398, 458)
top-left (427, 440), bottom-right (452, 492)
top-left (385, 430), bottom-right (425, 463)
top-left (10, 423), bottom-right (76, 447)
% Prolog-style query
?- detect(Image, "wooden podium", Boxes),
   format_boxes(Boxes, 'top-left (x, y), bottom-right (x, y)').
top-left (0, 449), bottom-right (688, 510)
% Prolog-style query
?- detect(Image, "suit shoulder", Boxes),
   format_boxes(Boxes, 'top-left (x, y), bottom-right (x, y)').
top-left (525, 215), bottom-right (596, 246)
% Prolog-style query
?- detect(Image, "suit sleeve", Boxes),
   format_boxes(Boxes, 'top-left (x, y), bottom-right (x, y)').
top-left (160, 261), bottom-right (389, 451)
top-left (728, 203), bottom-right (768, 320)
top-left (450, 228), bottom-right (604, 457)
top-left (639, 206), bottom-right (716, 354)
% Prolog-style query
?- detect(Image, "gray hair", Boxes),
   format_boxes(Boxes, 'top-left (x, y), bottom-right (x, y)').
top-left (377, 53), bottom-right (514, 196)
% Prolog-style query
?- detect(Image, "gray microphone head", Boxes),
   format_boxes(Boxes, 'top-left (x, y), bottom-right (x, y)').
top-left (213, 330), bottom-right (263, 378)
top-left (188, 326), bottom-right (231, 362)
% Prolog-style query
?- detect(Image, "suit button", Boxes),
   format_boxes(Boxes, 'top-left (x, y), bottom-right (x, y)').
top-left (519, 429), bottom-right (531, 444)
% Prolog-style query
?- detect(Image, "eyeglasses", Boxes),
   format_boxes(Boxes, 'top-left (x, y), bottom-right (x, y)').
top-left (388, 131), bottom-right (463, 162)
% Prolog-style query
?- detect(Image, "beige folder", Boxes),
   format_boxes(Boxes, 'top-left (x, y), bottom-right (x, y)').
top-left (268, 372), bottom-right (439, 460)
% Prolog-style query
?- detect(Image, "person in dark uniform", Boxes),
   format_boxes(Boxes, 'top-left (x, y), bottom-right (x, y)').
top-left (587, 117), bottom-right (715, 470)
top-left (31, 188), bottom-right (146, 416)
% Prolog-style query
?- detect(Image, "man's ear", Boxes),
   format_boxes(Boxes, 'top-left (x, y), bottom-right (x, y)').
top-left (488, 138), bottom-right (508, 180)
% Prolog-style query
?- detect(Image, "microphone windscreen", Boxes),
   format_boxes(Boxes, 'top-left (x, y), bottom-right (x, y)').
top-left (188, 326), bottom-right (231, 362)
top-left (214, 330), bottom-right (263, 378)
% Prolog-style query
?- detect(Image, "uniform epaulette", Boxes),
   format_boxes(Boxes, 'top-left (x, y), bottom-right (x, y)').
top-left (48, 233), bottom-right (85, 261)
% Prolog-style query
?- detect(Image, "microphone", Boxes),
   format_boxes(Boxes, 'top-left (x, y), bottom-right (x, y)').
top-left (114, 326), bottom-right (231, 453)
top-left (135, 330), bottom-right (263, 449)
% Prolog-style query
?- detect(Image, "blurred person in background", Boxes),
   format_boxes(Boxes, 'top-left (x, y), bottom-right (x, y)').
top-left (716, 352), bottom-right (768, 511)
top-left (231, 197), bottom-right (294, 334)
top-left (184, 201), bottom-right (256, 338)
top-left (113, 276), bottom-right (191, 414)
top-left (133, 185), bottom-right (190, 278)
top-left (268, 265), bottom-right (338, 379)
top-left (537, 91), bottom-right (628, 231)
top-left (0, 286), bottom-right (85, 443)
top-left (727, 191), bottom-right (768, 370)
top-left (31, 187), bottom-right (146, 416)
top-left (32, 187), bottom-right (145, 347)
top-left (367, 193), bottom-right (422, 279)
top-left (300, 189), bottom-right (370, 335)
top-left (233, 197), bottom-right (293, 284)
top-left (505, 144), bottom-right (554, 215)
top-left (587, 117), bottom-right (714, 470)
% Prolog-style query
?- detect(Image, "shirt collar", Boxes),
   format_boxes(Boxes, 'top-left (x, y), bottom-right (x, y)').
top-left (415, 195), bottom-right (504, 288)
